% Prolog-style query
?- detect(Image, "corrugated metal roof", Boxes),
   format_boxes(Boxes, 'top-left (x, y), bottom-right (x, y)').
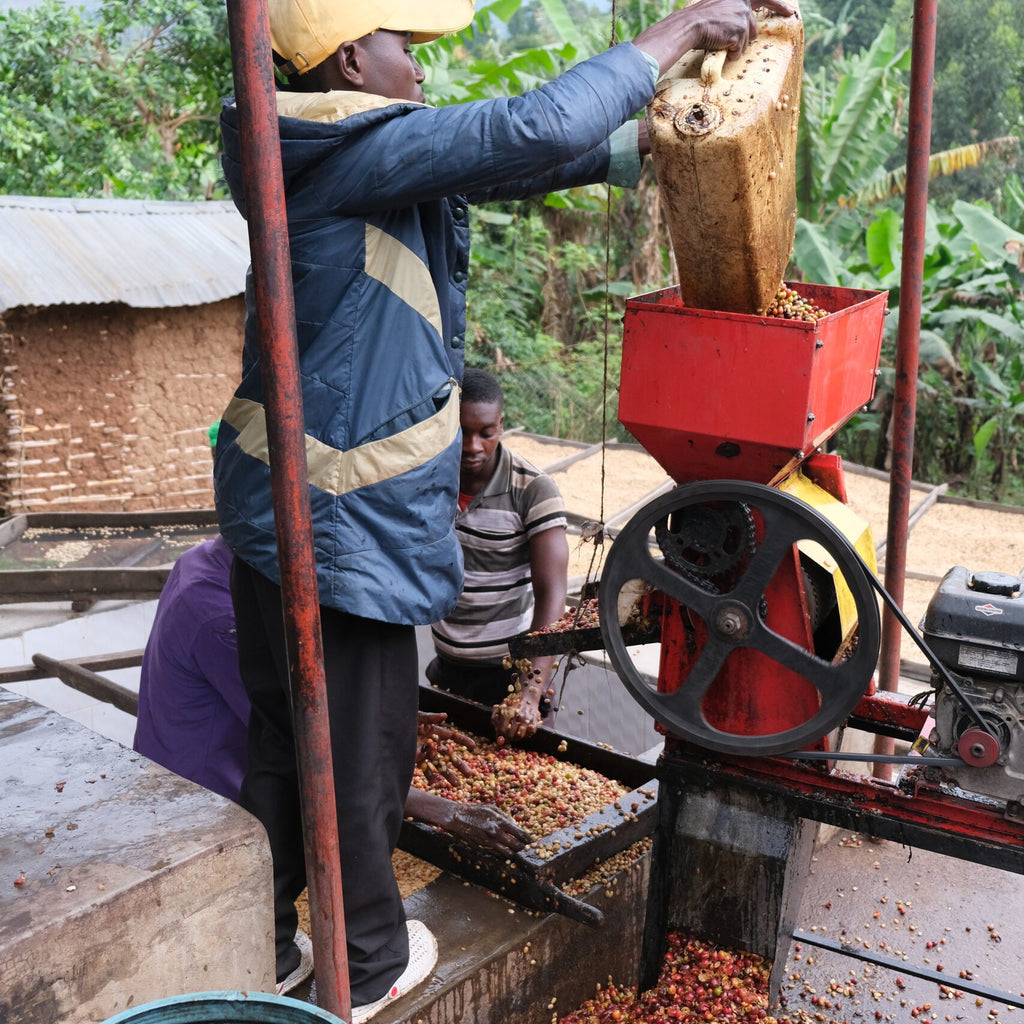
top-left (0, 195), bottom-right (251, 312)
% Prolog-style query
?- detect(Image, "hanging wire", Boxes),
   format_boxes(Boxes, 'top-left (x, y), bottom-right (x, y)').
top-left (597, 0), bottom-right (620, 530)
top-left (548, 0), bottom-right (626, 717)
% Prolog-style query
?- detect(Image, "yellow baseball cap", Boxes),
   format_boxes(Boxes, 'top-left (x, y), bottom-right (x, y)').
top-left (270, 0), bottom-right (475, 76)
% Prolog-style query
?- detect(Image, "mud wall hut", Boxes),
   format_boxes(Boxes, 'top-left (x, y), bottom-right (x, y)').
top-left (0, 196), bottom-right (249, 515)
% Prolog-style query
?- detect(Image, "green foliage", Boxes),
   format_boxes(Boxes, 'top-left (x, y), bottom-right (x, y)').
top-left (797, 25), bottom-right (911, 220)
top-left (465, 204), bottom-right (630, 442)
top-left (891, 0), bottom-right (1024, 151)
top-left (788, 8), bottom-right (1024, 502)
top-left (418, 0), bottom-right (637, 104)
top-left (0, 0), bottom-right (231, 198)
top-left (801, 0), bottom-right (896, 63)
top-left (888, 0), bottom-right (1024, 205)
top-left (820, 196), bottom-right (1024, 501)
top-left (418, 5), bottom-right (578, 106)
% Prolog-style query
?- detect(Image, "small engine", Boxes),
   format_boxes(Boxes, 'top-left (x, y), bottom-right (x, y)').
top-left (921, 566), bottom-right (1024, 807)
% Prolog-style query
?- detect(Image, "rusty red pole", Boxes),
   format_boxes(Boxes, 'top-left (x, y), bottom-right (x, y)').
top-left (874, 0), bottom-right (938, 781)
top-left (223, 1), bottom-right (350, 1015)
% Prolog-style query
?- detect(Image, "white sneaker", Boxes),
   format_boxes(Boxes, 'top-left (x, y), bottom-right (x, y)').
top-left (275, 928), bottom-right (314, 995)
top-left (350, 920), bottom-right (438, 1023)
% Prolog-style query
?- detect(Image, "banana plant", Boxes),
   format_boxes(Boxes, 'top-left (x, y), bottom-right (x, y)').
top-left (797, 24), bottom-right (911, 221)
top-left (854, 137), bottom-right (1022, 207)
top-left (970, 353), bottom-right (1024, 495)
top-left (820, 194), bottom-right (1024, 495)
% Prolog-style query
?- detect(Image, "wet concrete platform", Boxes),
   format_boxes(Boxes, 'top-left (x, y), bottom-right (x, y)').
top-left (0, 689), bottom-right (275, 1024)
top-left (403, 854), bottom-right (650, 1024)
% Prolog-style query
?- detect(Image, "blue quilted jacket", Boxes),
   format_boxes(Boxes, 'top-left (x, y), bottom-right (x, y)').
top-left (214, 41), bottom-right (657, 625)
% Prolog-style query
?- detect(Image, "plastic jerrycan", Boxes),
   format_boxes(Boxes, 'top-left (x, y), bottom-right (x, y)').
top-left (647, 2), bottom-right (805, 315)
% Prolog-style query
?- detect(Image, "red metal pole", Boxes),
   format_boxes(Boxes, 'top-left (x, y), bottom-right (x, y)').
top-left (223, 2), bottom-right (350, 1015)
top-left (874, 0), bottom-right (937, 781)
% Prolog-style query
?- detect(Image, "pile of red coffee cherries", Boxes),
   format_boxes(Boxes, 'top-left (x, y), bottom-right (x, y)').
top-left (411, 732), bottom-right (627, 837)
top-left (558, 932), bottom-right (828, 1024)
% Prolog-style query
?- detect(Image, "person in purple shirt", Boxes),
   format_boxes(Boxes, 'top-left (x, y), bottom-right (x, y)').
top-left (134, 535), bottom-right (245, 803)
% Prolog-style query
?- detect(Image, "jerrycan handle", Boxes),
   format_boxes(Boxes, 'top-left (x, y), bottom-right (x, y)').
top-left (700, 49), bottom-right (727, 86)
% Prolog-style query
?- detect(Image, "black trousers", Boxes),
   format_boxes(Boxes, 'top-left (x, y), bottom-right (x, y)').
top-left (231, 557), bottom-right (418, 1003)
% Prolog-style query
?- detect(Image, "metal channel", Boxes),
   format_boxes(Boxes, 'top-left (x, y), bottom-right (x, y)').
top-left (657, 752), bottom-right (1024, 875)
top-left (413, 686), bottom-right (659, 911)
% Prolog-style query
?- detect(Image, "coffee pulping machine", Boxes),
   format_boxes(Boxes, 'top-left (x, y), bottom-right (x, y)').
top-left (585, 281), bottom-right (1024, 1002)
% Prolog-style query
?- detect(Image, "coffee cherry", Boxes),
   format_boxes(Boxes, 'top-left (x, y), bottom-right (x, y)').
top-left (765, 286), bottom-right (828, 323)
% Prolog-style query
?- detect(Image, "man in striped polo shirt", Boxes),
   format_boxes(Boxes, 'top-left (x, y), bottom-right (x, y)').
top-left (428, 368), bottom-right (570, 742)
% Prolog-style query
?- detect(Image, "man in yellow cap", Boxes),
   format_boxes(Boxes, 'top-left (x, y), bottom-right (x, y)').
top-left (213, 0), bottom-right (795, 1017)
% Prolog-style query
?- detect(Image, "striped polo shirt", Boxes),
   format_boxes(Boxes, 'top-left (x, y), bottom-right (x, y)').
top-left (432, 444), bottom-right (567, 665)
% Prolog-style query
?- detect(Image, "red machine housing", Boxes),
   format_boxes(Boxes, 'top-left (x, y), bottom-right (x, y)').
top-left (619, 282), bottom-right (887, 741)
top-left (616, 283), bottom-right (1024, 1006)
top-left (619, 282), bottom-right (888, 487)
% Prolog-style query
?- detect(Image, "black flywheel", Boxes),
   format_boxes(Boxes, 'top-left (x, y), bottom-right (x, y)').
top-left (598, 480), bottom-right (881, 756)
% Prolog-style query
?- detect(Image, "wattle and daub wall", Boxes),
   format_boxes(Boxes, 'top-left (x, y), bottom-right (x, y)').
top-left (1, 298), bottom-right (243, 515)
